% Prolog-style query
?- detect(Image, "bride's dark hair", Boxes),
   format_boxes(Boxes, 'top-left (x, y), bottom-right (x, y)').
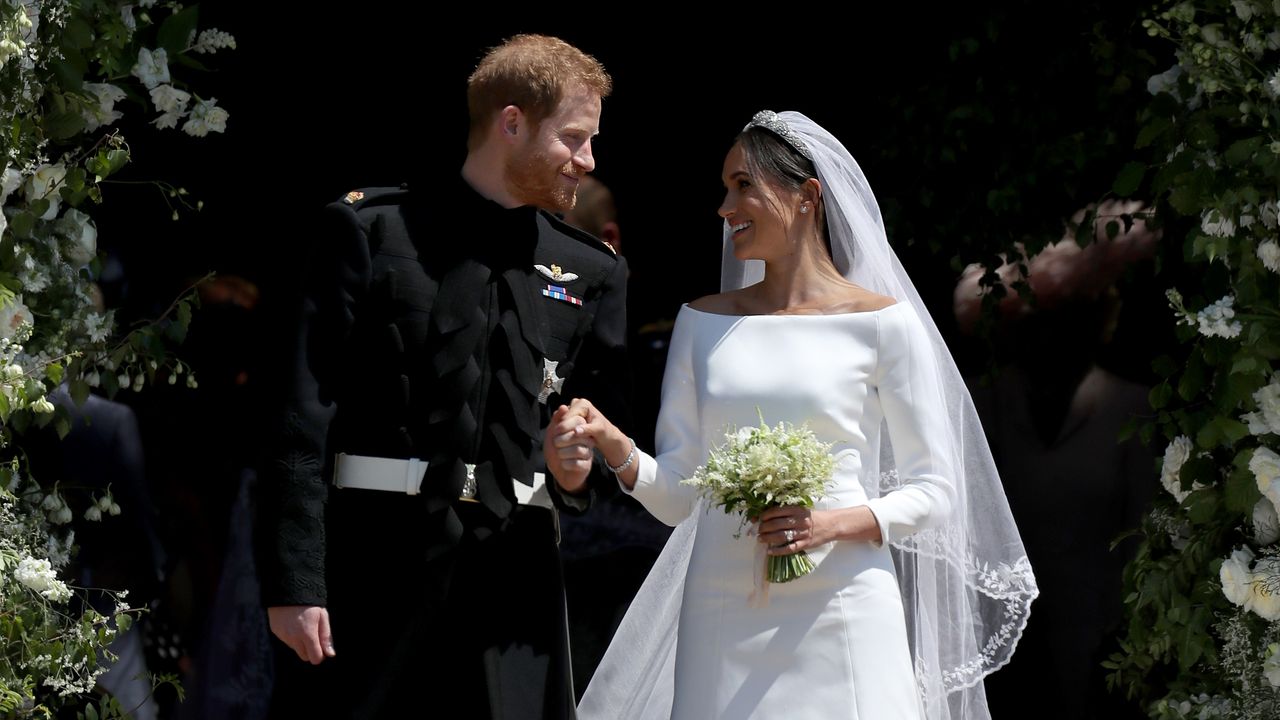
top-left (736, 127), bottom-right (833, 254)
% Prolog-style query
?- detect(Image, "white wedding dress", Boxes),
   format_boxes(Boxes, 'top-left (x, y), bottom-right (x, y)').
top-left (602, 301), bottom-right (956, 719)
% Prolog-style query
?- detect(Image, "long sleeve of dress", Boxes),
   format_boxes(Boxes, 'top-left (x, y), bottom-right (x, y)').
top-left (864, 305), bottom-right (957, 545)
top-left (623, 310), bottom-right (701, 527)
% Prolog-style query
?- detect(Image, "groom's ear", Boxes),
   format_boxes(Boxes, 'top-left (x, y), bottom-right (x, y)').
top-left (499, 105), bottom-right (525, 145)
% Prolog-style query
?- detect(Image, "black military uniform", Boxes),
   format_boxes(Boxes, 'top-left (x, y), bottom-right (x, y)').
top-left (259, 175), bottom-right (629, 719)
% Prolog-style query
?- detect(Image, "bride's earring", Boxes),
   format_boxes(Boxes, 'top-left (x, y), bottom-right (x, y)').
top-left (799, 204), bottom-right (809, 214)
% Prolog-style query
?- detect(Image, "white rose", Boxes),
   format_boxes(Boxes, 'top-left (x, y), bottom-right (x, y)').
top-left (1161, 435), bottom-right (1194, 502)
top-left (25, 163), bottom-right (66, 219)
top-left (1253, 447), bottom-right (1280, 508)
top-left (1248, 379), bottom-right (1280, 435)
top-left (1254, 497), bottom-right (1280, 545)
top-left (1221, 546), bottom-right (1255, 606)
top-left (58, 208), bottom-right (96, 264)
top-left (1246, 557), bottom-right (1280, 621)
top-left (30, 396), bottom-right (54, 414)
top-left (81, 83), bottom-right (126, 132)
top-left (149, 84), bottom-right (190, 115)
top-left (1264, 643), bottom-right (1280, 688)
top-left (0, 296), bottom-right (33, 340)
top-left (130, 47), bottom-right (170, 89)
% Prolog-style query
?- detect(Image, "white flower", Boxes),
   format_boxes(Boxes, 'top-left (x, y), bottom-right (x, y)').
top-left (0, 296), bottom-right (33, 340)
top-left (1221, 546), bottom-right (1255, 606)
top-left (1265, 643), bottom-right (1280, 688)
top-left (1252, 446), bottom-right (1280, 509)
top-left (1201, 209), bottom-right (1236, 238)
top-left (1261, 202), bottom-right (1279, 230)
top-left (117, 372), bottom-right (129, 388)
top-left (30, 396), bottom-right (55, 414)
top-left (1270, 70), bottom-right (1280, 99)
top-left (191, 29), bottom-right (236, 54)
top-left (0, 166), bottom-right (21, 204)
top-left (1254, 497), bottom-right (1280, 545)
top-left (138, 0), bottom-right (156, 6)
top-left (25, 163), bottom-right (66, 219)
top-left (1195, 295), bottom-right (1242, 339)
top-left (83, 312), bottom-right (110, 343)
top-left (1201, 24), bottom-right (1227, 47)
top-left (83, 505), bottom-right (101, 522)
top-left (1246, 556), bottom-right (1280, 620)
top-left (96, 495), bottom-right (113, 512)
top-left (51, 505), bottom-right (73, 525)
top-left (149, 84), bottom-right (190, 116)
top-left (119, 4), bottom-right (136, 32)
top-left (1243, 378), bottom-right (1280, 435)
top-left (109, 503), bottom-right (121, 516)
top-left (0, 34), bottom-right (20, 68)
top-left (1269, 30), bottom-right (1280, 51)
top-left (1161, 436), bottom-right (1195, 503)
top-left (182, 98), bottom-right (229, 137)
top-left (132, 374), bottom-right (144, 391)
top-left (130, 48), bottom-right (170, 90)
top-left (1242, 32), bottom-right (1266, 59)
top-left (86, 370), bottom-right (100, 387)
top-left (0, 210), bottom-right (6, 240)
top-left (1260, 240), bottom-right (1280, 273)
top-left (1233, 0), bottom-right (1255, 21)
top-left (80, 83), bottom-right (126, 132)
top-left (153, 112), bottom-right (182, 130)
top-left (14, 556), bottom-right (71, 602)
top-left (1147, 65), bottom-right (1182, 95)
top-left (58, 208), bottom-right (97, 264)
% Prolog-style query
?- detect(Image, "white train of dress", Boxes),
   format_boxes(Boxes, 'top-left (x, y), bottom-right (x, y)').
top-left (581, 302), bottom-right (956, 719)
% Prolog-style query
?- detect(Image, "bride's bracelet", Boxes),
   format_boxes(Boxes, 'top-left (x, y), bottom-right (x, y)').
top-left (607, 437), bottom-right (637, 475)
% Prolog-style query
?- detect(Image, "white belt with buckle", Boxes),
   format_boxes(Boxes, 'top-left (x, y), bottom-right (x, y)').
top-left (332, 453), bottom-right (553, 508)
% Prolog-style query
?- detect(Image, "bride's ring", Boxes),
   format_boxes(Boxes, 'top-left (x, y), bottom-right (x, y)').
top-left (783, 529), bottom-right (796, 543)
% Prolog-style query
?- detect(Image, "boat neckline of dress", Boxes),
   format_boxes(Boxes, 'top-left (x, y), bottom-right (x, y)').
top-left (680, 301), bottom-right (903, 319)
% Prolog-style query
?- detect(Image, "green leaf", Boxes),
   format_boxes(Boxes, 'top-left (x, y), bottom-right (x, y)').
top-left (1168, 186), bottom-right (1201, 216)
top-left (1152, 355), bottom-right (1178, 379)
top-left (1225, 465), bottom-right (1261, 513)
top-left (1113, 161), bottom-right (1145, 196)
top-left (1178, 351), bottom-right (1206, 401)
top-left (85, 701), bottom-right (99, 720)
top-left (46, 362), bottom-right (63, 385)
top-left (44, 112), bottom-right (86, 141)
top-left (62, 16), bottom-right (95, 50)
top-left (1185, 489), bottom-right (1219, 524)
top-left (157, 6), bottom-right (201, 56)
top-left (105, 149), bottom-right (129, 175)
top-left (1150, 382), bottom-right (1173, 410)
top-left (10, 212), bottom-right (34, 239)
top-left (1225, 136), bottom-right (1264, 166)
top-left (69, 379), bottom-right (90, 407)
top-left (172, 54), bottom-right (211, 72)
top-left (1231, 354), bottom-right (1261, 376)
top-left (54, 417), bottom-right (71, 440)
top-left (116, 612), bottom-right (132, 633)
top-left (1136, 117), bottom-right (1171, 149)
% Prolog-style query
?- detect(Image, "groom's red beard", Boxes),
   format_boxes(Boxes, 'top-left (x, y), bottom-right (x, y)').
top-left (505, 146), bottom-right (579, 213)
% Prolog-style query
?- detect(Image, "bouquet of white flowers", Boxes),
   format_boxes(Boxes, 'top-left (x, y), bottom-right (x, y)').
top-left (683, 411), bottom-right (836, 583)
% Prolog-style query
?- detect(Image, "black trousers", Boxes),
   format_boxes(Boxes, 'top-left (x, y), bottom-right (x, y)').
top-left (269, 497), bottom-right (574, 720)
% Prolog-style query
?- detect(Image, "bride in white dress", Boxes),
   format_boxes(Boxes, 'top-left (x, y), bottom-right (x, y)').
top-left (546, 111), bottom-right (1038, 720)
